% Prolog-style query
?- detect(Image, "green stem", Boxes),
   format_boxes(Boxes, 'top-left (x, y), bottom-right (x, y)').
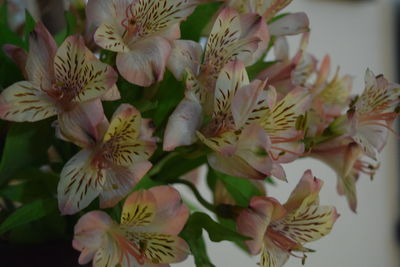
top-left (172, 179), bottom-right (216, 213)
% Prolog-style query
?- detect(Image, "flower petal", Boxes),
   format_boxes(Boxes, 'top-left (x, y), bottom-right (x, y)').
top-left (146, 186), bottom-right (189, 235)
top-left (57, 99), bottom-right (106, 147)
top-left (116, 36), bottom-right (171, 86)
top-left (237, 196), bottom-right (274, 254)
top-left (208, 152), bottom-right (266, 179)
top-left (101, 84), bottom-right (121, 101)
top-left (204, 7), bottom-right (259, 78)
top-left (54, 35), bottom-right (118, 103)
top-left (0, 81), bottom-right (58, 122)
top-left (121, 189), bottom-right (157, 227)
top-left (163, 98), bottom-right (203, 151)
top-left (94, 22), bottom-right (130, 52)
top-left (261, 87), bottom-right (311, 138)
top-left (3, 44), bottom-right (28, 78)
top-left (239, 13), bottom-right (269, 64)
top-left (126, 232), bottom-right (190, 264)
top-left (263, 0), bottom-right (293, 21)
top-left (127, 0), bottom-right (197, 38)
top-left (99, 162), bottom-right (152, 208)
top-left (167, 40), bottom-right (202, 80)
top-left (86, 0), bottom-right (128, 28)
top-left (268, 12), bottom-right (309, 36)
top-left (284, 169), bottom-right (323, 212)
top-left (214, 60), bottom-right (249, 117)
top-left (58, 149), bottom-right (106, 215)
top-left (271, 204), bottom-right (339, 244)
top-left (232, 79), bottom-right (267, 128)
top-left (235, 123), bottom-right (273, 176)
top-left (102, 104), bottom-right (156, 166)
top-left (26, 22), bottom-right (57, 89)
top-left (259, 240), bottom-right (289, 267)
top-left (73, 210), bottom-right (113, 264)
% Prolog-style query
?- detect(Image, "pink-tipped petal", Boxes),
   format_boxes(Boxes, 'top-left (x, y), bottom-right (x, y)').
top-left (99, 162), bottom-right (152, 208)
top-left (57, 99), bottom-right (106, 148)
top-left (146, 186), bottom-right (189, 235)
top-left (208, 152), bottom-right (266, 180)
top-left (163, 98), bottom-right (203, 151)
top-left (73, 210), bottom-right (113, 264)
top-left (237, 196), bottom-right (275, 255)
top-left (3, 44), bottom-right (28, 78)
top-left (116, 37), bottom-right (171, 86)
top-left (284, 169), bottom-right (323, 211)
top-left (268, 12), bottom-right (309, 36)
top-left (26, 22), bottom-right (57, 89)
top-left (167, 40), bottom-right (202, 80)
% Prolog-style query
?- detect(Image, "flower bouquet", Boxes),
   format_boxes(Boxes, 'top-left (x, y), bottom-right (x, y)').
top-left (0, 0), bottom-right (398, 266)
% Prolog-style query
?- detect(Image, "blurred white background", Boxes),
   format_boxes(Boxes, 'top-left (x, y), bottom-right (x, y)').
top-left (177, 0), bottom-right (400, 266)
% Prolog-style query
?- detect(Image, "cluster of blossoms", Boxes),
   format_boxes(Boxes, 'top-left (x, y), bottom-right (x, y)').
top-left (0, 0), bottom-right (398, 266)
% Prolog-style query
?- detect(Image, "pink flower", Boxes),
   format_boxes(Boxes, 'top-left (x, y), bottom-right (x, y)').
top-left (73, 185), bottom-right (190, 267)
top-left (237, 170), bottom-right (339, 267)
top-left (167, 6), bottom-right (268, 83)
top-left (0, 23), bottom-right (119, 147)
top-left (58, 104), bottom-right (156, 215)
top-left (311, 139), bottom-right (377, 212)
top-left (346, 69), bottom-right (400, 159)
top-left (86, 0), bottom-right (200, 86)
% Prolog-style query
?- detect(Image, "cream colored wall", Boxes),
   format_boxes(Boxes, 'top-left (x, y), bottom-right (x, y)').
top-left (177, 0), bottom-right (400, 266)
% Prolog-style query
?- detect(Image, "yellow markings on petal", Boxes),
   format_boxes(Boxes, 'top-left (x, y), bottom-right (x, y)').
top-left (123, 232), bottom-right (187, 264)
top-left (317, 70), bottom-right (352, 108)
top-left (0, 81), bottom-right (58, 122)
top-left (101, 105), bottom-right (152, 167)
top-left (128, 0), bottom-right (196, 38)
top-left (260, 89), bottom-right (310, 136)
top-left (121, 202), bottom-right (156, 226)
top-left (197, 130), bottom-right (238, 156)
top-left (204, 8), bottom-right (242, 76)
top-left (260, 246), bottom-right (277, 267)
top-left (54, 35), bottom-right (116, 103)
top-left (214, 61), bottom-right (249, 117)
top-left (95, 22), bottom-right (130, 53)
top-left (271, 202), bottom-right (337, 244)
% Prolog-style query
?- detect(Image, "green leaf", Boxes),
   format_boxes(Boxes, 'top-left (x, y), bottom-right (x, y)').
top-left (180, 2), bottom-right (222, 41)
top-left (180, 228), bottom-right (215, 267)
top-left (0, 169), bottom-right (59, 203)
top-left (210, 169), bottom-right (262, 207)
top-left (0, 120), bottom-right (53, 187)
top-left (0, 199), bottom-right (57, 235)
top-left (184, 212), bottom-right (250, 243)
top-left (23, 10), bottom-right (36, 45)
top-left (54, 11), bottom-right (78, 45)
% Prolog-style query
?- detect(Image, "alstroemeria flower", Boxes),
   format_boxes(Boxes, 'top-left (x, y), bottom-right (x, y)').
top-left (345, 69), bottom-right (400, 159)
top-left (311, 139), bottom-right (377, 212)
top-left (226, 0), bottom-right (293, 21)
top-left (225, 0), bottom-right (309, 37)
top-left (167, 6), bottom-right (268, 84)
top-left (165, 7), bottom-right (268, 151)
top-left (58, 104), bottom-right (156, 215)
top-left (167, 60), bottom-right (275, 179)
top-left (73, 185), bottom-right (189, 266)
top-left (0, 23), bottom-right (118, 146)
top-left (256, 33), bottom-right (317, 96)
top-left (86, 0), bottom-right (200, 86)
top-left (237, 170), bottom-right (339, 267)
top-left (307, 55), bottom-right (353, 137)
